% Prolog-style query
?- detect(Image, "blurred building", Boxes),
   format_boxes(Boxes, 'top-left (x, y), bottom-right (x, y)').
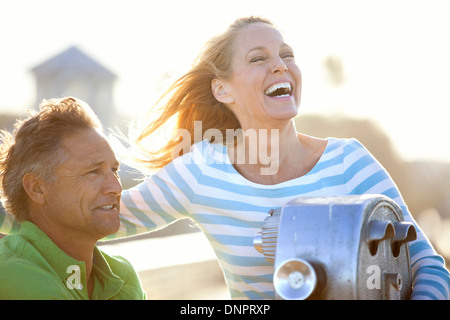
top-left (31, 46), bottom-right (117, 128)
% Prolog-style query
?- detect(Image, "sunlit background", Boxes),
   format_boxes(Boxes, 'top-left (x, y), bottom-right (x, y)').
top-left (1, 0), bottom-right (449, 299)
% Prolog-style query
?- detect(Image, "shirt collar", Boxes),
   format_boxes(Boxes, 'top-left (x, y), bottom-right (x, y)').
top-left (19, 221), bottom-right (124, 299)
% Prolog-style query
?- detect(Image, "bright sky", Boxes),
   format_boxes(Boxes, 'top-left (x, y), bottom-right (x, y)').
top-left (1, 0), bottom-right (449, 162)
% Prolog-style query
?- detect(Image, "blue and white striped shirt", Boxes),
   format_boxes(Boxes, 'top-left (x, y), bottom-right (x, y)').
top-left (0, 137), bottom-right (448, 299)
top-left (110, 137), bottom-right (450, 300)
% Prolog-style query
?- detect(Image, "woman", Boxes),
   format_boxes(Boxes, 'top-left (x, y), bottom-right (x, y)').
top-left (1, 17), bottom-right (449, 299)
top-left (112, 16), bottom-right (449, 299)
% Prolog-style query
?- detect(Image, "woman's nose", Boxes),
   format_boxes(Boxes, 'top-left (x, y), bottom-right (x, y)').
top-left (272, 58), bottom-right (288, 74)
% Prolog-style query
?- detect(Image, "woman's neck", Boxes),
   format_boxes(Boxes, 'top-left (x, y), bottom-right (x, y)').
top-left (228, 123), bottom-right (327, 185)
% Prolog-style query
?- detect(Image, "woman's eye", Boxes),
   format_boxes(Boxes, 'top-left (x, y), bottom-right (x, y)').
top-left (281, 52), bottom-right (295, 59)
top-left (250, 56), bottom-right (266, 63)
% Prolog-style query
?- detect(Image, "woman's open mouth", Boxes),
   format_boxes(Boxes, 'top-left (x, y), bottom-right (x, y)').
top-left (264, 82), bottom-right (292, 98)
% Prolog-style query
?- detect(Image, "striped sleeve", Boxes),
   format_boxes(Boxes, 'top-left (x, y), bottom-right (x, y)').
top-left (105, 147), bottom-right (202, 240)
top-left (0, 206), bottom-right (21, 235)
top-left (344, 139), bottom-right (450, 300)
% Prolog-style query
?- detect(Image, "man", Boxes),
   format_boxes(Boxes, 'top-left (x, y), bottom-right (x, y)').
top-left (0, 97), bottom-right (146, 300)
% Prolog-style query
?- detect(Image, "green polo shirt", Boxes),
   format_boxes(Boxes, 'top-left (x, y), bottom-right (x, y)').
top-left (0, 221), bottom-right (146, 300)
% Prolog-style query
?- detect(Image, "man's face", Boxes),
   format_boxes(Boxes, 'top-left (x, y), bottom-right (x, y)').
top-left (42, 128), bottom-right (122, 240)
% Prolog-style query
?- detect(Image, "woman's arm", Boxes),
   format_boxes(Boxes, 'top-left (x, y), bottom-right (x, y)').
top-left (344, 139), bottom-right (450, 300)
top-left (104, 147), bottom-right (202, 240)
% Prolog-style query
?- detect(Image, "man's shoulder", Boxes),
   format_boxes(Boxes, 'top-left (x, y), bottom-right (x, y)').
top-left (0, 253), bottom-right (53, 281)
top-left (0, 253), bottom-right (69, 299)
top-left (0, 234), bottom-right (71, 299)
top-left (0, 233), bottom-right (30, 266)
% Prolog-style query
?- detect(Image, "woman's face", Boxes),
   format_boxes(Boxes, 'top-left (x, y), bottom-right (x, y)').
top-left (217, 23), bottom-right (302, 128)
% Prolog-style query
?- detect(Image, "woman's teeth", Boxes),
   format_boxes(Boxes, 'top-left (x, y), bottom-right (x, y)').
top-left (264, 82), bottom-right (292, 97)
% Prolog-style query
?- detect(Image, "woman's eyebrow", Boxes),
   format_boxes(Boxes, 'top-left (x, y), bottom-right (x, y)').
top-left (280, 43), bottom-right (293, 50)
top-left (246, 46), bottom-right (266, 57)
top-left (248, 46), bottom-right (265, 53)
top-left (246, 43), bottom-right (292, 55)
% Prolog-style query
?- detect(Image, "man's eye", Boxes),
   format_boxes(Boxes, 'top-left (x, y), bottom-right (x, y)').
top-left (112, 168), bottom-right (120, 177)
top-left (87, 169), bottom-right (100, 175)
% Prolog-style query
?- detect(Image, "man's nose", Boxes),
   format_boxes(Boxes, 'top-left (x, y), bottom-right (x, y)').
top-left (104, 171), bottom-right (122, 196)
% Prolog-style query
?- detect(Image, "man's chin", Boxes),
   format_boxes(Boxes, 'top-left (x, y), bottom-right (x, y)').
top-left (94, 216), bottom-right (121, 239)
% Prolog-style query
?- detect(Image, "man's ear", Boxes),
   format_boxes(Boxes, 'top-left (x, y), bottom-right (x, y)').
top-left (211, 79), bottom-right (235, 104)
top-left (22, 173), bottom-right (46, 206)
